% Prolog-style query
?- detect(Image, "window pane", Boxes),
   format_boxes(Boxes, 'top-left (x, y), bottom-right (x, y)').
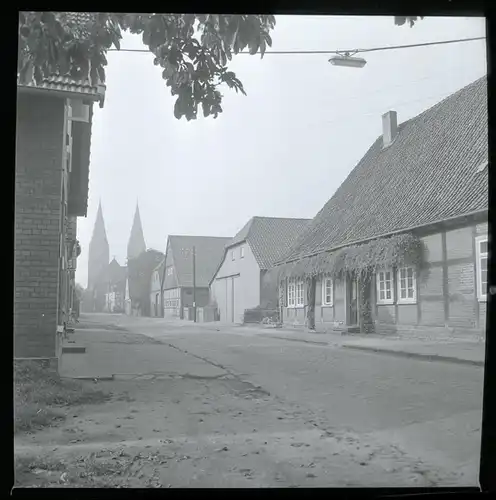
top-left (399, 269), bottom-right (406, 279)
top-left (400, 289), bottom-right (406, 299)
top-left (481, 270), bottom-right (487, 286)
top-left (407, 277), bottom-right (413, 289)
top-left (386, 272), bottom-right (391, 281)
top-left (481, 257), bottom-right (487, 271)
top-left (480, 241), bottom-right (488, 254)
top-left (400, 278), bottom-right (406, 289)
top-left (380, 290), bottom-right (385, 300)
top-left (408, 289), bottom-right (414, 298)
top-left (386, 290), bottom-right (391, 300)
top-left (379, 282), bottom-right (385, 291)
top-left (407, 268), bottom-right (413, 278)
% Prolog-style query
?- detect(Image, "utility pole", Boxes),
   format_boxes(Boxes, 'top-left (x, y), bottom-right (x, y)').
top-left (192, 246), bottom-right (197, 322)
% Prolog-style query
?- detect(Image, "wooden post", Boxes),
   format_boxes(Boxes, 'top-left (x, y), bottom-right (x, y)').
top-left (193, 246), bottom-right (197, 323)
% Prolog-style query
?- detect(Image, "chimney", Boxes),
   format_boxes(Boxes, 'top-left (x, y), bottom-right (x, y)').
top-left (382, 110), bottom-right (398, 148)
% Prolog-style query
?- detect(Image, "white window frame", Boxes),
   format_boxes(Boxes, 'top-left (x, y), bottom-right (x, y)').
top-left (397, 266), bottom-right (417, 304)
top-left (287, 281), bottom-right (296, 307)
top-left (476, 235), bottom-right (488, 301)
top-left (376, 268), bottom-right (394, 305)
top-left (322, 277), bottom-right (333, 306)
top-left (295, 280), bottom-right (305, 307)
top-left (240, 245), bottom-right (245, 259)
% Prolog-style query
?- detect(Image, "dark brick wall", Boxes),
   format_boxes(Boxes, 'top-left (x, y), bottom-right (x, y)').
top-left (15, 93), bottom-right (65, 359)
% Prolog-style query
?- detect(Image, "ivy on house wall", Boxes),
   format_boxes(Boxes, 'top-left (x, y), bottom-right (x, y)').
top-left (272, 232), bottom-right (426, 333)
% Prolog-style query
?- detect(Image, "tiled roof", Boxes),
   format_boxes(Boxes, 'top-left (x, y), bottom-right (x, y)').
top-left (279, 76), bottom-right (488, 263)
top-left (228, 216), bottom-right (312, 270)
top-left (169, 235), bottom-right (232, 288)
top-left (17, 12), bottom-right (105, 104)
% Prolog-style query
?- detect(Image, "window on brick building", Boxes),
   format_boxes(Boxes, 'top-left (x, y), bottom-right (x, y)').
top-left (322, 278), bottom-right (333, 306)
top-left (397, 266), bottom-right (417, 304)
top-left (376, 269), bottom-right (394, 304)
top-left (476, 235), bottom-right (488, 301)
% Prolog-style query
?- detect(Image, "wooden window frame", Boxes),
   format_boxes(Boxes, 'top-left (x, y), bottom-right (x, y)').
top-left (476, 235), bottom-right (488, 301)
top-left (397, 266), bottom-right (417, 304)
top-left (322, 277), bottom-right (333, 306)
top-left (376, 268), bottom-right (394, 305)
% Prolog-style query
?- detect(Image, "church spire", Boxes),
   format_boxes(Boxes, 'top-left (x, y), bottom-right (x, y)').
top-left (88, 200), bottom-right (109, 292)
top-left (127, 202), bottom-right (146, 260)
top-left (91, 200), bottom-right (108, 244)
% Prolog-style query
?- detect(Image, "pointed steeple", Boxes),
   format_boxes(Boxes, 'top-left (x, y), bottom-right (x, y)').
top-left (88, 200), bottom-right (109, 292)
top-left (91, 200), bottom-right (108, 244)
top-left (127, 202), bottom-right (146, 260)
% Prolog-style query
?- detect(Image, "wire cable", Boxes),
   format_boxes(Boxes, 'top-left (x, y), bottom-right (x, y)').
top-left (106, 36), bottom-right (485, 55)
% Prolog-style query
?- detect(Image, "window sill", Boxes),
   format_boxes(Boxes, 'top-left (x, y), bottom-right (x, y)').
top-left (478, 296), bottom-right (487, 302)
top-left (377, 301), bottom-right (394, 306)
top-left (321, 303), bottom-right (334, 308)
top-left (397, 299), bottom-right (417, 305)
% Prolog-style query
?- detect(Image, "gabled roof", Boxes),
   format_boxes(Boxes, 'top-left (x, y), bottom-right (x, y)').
top-left (168, 235), bottom-right (231, 288)
top-left (227, 216), bottom-right (311, 270)
top-left (17, 13), bottom-right (105, 106)
top-left (279, 76), bottom-right (488, 264)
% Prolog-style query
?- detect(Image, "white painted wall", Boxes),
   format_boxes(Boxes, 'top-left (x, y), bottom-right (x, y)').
top-left (210, 242), bottom-right (261, 323)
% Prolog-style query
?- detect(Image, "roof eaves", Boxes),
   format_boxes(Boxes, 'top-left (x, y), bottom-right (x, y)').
top-left (276, 208), bottom-right (488, 266)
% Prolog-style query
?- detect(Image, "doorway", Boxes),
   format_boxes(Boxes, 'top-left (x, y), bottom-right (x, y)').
top-left (346, 275), bottom-right (359, 326)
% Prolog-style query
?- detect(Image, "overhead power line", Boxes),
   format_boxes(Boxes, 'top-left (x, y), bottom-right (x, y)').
top-left (107, 36), bottom-right (485, 55)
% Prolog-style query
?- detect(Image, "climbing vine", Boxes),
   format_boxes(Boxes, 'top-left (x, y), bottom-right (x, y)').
top-left (273, 232), bottom-right (426, 334)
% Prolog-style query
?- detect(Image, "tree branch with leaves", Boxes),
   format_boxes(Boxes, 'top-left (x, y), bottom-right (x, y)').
top-left (18, 12), bottom-right (275, 120)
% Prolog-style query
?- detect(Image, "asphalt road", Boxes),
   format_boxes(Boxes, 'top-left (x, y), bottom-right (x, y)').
top-left (79, 314), bottom-right (484, 484)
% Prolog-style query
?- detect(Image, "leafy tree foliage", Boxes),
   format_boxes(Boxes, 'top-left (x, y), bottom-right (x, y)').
top-left (394, 16), bottom-right (424, 27)
top-left (18, 13), bottom-right (422, 120)
top-left (18, 12), bottom-right (275, 120)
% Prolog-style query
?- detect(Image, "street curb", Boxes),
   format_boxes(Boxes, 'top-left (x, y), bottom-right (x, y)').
top-left (63, 375), bottom-right (115, 381)
top-left (261, 334), bottom-right (328, 346)
top-left (342, 345), bottom-right (484, 366)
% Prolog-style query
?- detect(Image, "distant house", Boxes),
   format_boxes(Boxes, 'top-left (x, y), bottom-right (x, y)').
top-left (209, 217), bottom-right (311, 324)
top-left (161, 235), bottom-right (231, 319)
top-left (103, 258), bottom-right (127, 313)
top-left (274, 76), bottom-right (488, 340)
top-left (15, 12), bottom-right (105, 367)
top-left (150, 259), bottom-right (165, 317)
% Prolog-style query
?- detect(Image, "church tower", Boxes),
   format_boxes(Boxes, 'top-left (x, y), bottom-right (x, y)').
top-left (127, 202), bottom-right (146, 260)
top-left (88, 201), bottom-right (110, 292)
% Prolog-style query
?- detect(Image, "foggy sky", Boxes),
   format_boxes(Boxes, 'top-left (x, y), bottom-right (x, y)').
top-left (76, 15), bottom-right (486, 288)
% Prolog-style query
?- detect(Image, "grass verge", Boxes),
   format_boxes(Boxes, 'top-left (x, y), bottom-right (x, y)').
top-left (14, 361), bottom-right (111, 434)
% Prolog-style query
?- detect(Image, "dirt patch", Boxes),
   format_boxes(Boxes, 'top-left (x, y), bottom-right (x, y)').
top-left (14, 374), bottom-right (465, 488)
top-left (14, 362), bottom-right (111, 434)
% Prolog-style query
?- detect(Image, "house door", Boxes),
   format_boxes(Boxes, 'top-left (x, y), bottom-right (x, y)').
top-left (347, 276), bottom-right (359, 326)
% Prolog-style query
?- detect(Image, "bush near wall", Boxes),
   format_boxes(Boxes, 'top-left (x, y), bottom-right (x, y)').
top-left (243, 306), bottom-right (279, 324)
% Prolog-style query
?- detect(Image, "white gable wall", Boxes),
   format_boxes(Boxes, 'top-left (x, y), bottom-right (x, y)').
top-left (210, 242), bottom-right (261, 323)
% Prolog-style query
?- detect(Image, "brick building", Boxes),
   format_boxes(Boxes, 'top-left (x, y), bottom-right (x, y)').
top-left (274, 76), bottom-right (488, 340)
top-left (15, 19), bottom-right (105, 367)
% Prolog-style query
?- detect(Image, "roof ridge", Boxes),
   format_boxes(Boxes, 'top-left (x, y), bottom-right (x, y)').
top-left (169, 234), bottom-right (231, 239)
top-left (252, 215), bottom-right (312, 221)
